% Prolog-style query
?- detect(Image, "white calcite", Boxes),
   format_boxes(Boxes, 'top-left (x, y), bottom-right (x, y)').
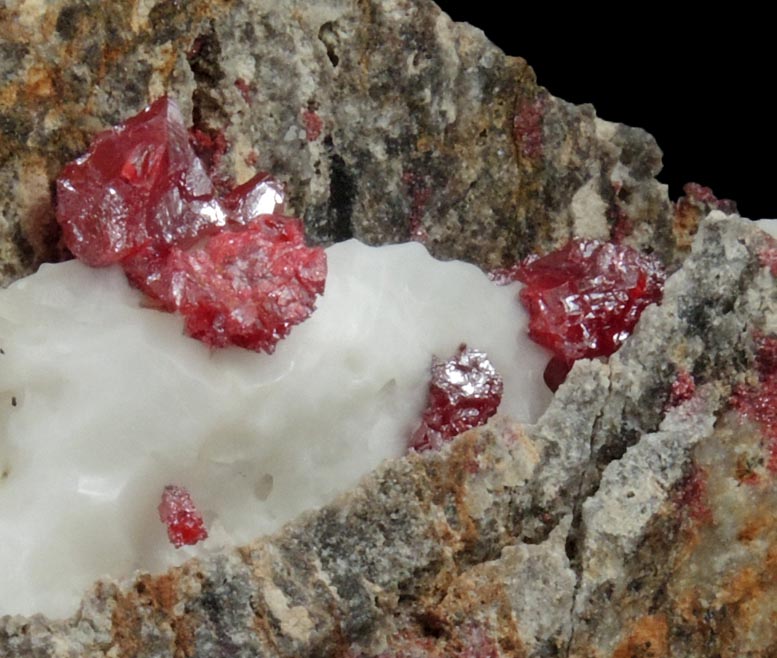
top-left (0, 239), bottom-right (551, 619)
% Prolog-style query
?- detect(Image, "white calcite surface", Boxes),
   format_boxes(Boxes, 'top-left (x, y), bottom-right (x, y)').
top-left (0, 239), bottom-right (551, 619)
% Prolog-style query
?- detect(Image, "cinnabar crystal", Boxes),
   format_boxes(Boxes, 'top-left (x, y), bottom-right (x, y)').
top-left (509, 239), bottom-right (665, 389)
top-left (57, 97), bottom-right (223, 266)
top-left (410, 345), bottom-right (503, 452)
top-left (171, 219), bottom-right (325, 351)
top-left (158, 485), bottom-right (208, 548)
top-left (56, 96), bottom-right (326, 352)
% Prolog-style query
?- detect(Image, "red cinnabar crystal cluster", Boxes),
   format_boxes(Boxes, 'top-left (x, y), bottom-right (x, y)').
top-left (496, 239), bottom-right (665, 390)
top-left (56, 97), bottom-right (326, 352)
top-left (158, 485), bottom-right (208, 548)
top-left (410, 345), bottom-right (503, 452)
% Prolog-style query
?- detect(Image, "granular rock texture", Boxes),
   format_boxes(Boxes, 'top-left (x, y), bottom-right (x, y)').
top-left (0, 0), bottom-right (677, 287)
top-left (1, 2), bottom-right (776, 657)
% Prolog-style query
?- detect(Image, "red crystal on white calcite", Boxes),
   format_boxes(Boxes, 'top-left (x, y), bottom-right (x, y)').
top-left (158, 485), bottom-right (208, 548)
top-left (410, 345), bottom-right (503, 452)
top-left (56, 97), bottom-right (325, 352)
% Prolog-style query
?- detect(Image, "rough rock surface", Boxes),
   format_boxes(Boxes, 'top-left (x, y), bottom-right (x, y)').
top-left (1, 2), bottom-right (776, 658)
top-left (1, 0), bottom-right (682, 287)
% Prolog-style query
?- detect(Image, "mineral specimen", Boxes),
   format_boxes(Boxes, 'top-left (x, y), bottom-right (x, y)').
top-left (511, 239), bottom-right (665, 389)
top-left (410, 345), bottom-right (503, 452)
top-left (55, 97), bottom-right (326, 352)
top-left (158, 485), bottom-right (208, 548)
top-left (2, 0), bottom-right (777, 656)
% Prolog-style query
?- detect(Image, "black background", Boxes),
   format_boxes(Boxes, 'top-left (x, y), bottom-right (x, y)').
top-left (434, 3), bottom-right (775, 219)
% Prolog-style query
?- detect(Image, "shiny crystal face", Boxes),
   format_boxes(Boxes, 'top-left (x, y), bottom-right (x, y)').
top-left (55, 97), bottom-right (324, 352)
top-left (156, 220), bottom-right (326, 352)
top-left (410, 345), bottom-right (504, 452)
top-left (509, 239), bottom-right (665, 389)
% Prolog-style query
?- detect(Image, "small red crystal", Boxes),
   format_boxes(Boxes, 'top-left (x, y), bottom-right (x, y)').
top-left (410, 345), bottom-right (503, 452)
top-left (56, 97), bottom-right (326, 352)
top-left (508, 239), bottom-right (665, 389)
top-left (158, 485), bottom-right (208, 548)
top-left (681, 182), bottom-right (737, 214)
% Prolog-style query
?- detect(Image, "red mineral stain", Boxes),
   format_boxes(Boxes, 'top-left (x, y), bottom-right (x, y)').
top-left (402, 171), bottom-right (432, 242)
top-left (513, 96), bottom-right (545, 161)
top-left (302, 109), bottom-right (323, 142)
top-left (456, 624), bottom-right (500, 658)
top-left (158, 485), bottom-right (208, 548)
top-left (732, 333), bottom-right (777, 473)
top-left (235, 77), bottom-right (253, 104)
top-left (410, 345), bottom-right (503, 452)
top-left (758, 235), bottom-right (777, 277)
top-left (244, 150), bottom-right (259, 167)
top-left (675, 466), bottom-right (712, 524)
top-left (189, 126), bottom-right (228, 175)
top-left (609, 205), bottom-right (634, 244)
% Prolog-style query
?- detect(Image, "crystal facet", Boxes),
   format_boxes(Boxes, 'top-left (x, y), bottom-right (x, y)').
top-left (221, 172), bottom-right (286, 225)
top-left (410, 345), bottom-right (503, 452)
top-left (171, 220), bottom-right (326, 351)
